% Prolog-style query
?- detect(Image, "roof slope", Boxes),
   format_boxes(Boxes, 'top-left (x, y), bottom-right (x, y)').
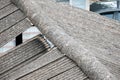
top-left (0, 0), bottom-right (120, 80)
top-left (0, 0), bottom-right (89, 80)
top-left (11, 0), bottom-right (120, 79)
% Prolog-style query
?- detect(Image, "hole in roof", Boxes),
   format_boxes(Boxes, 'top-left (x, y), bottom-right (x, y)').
top-left (0, 27), bottom-right (41, 53)
top-left (23, 27), bottom-right (41, 42)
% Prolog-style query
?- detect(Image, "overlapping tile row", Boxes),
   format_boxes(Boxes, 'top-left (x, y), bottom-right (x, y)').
top-left (18, 57), bottom-right (85, 80)
top-left (0, 35), bottom-right (50, 79)
top-left (0, 36), bottom-right (49, 74)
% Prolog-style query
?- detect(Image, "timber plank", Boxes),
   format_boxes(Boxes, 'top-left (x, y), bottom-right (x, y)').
top-left (49, 66), bottom-right (87, 80)
top-left (0, 0), bottom-right (11, 10)
top-left (0, 37), bottom-right (47, 75)
top-left (0, 19), bottom-right (31, 48)
top-left (0, 4), bottom-right (18, 20)
top-left (18, 57), bottom-right (76, 80)
top-left (0, 48), bottom-right (64, 80)
top-left (0, 10), bottom-right (26, 33)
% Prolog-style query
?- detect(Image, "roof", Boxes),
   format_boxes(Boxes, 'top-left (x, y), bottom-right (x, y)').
top-left (0, 0), bottom-right (88, 80)
top-left (0, 0), bottom-right (120, 80)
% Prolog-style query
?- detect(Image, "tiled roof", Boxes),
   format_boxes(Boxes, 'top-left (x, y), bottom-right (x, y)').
top-left (0, 0), bottom-right (120, 80)
top-left (0, 0), bottom-right (88, 80)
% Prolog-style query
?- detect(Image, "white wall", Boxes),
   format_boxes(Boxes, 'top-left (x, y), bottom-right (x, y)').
top-left (70, 0), bottom-right (90, 10)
